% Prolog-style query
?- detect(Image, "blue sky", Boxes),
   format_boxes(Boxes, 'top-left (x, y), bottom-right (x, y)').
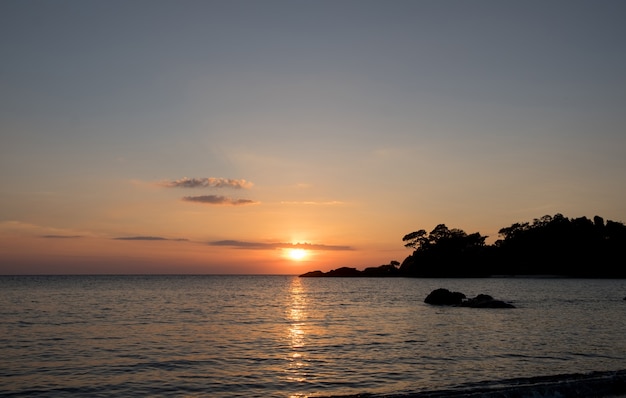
top-left (1, 0), bottom-right (625, 274)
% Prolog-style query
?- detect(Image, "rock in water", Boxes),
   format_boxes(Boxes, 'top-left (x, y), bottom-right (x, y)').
top-left (425, 288), bottom-right (515, 308)
top-left (424, 288), bottom-right (466, 305)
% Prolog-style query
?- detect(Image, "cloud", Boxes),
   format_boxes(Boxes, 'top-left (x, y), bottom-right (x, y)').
top-left (40, 235), bottom-right (83, 239)
top-left (113, 236), bottom-right (189, 241)
top-left (208, 240), bottom-right (352, 251)
top-left (155, 177), bottom-right (258, 205)
top-left (280, 201), bottom-right (345, 205)
top-left (0, 221), bottom-right (89, 238)
top-left (182, 195), bottom-right (259, 206)
top-left (160, 177), bottom-right (253, 189)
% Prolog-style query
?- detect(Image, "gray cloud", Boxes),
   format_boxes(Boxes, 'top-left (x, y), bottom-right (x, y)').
top-left (182, 195), bottom-right (259, 206)
top-left (113, 236), bottom-right (189, 241)
top-left (161, 177), bottom-right (252, 189)
top-left (209, 240), bottom-right (352, 251)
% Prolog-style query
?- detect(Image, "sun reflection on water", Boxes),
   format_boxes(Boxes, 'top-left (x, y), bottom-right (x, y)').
top-left (286, 277), bottom-right (308, 387)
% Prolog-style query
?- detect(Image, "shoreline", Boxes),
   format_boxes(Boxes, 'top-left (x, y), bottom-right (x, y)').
top-left (313, 369), bottom-right (626, 398)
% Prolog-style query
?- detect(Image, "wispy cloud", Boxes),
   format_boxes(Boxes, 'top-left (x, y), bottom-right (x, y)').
top-left (40, 235), bottom-right (83, 239)
top-left (209, 240), bottom-right (352, 251)
top-left (160, 177), bottom-right (253, 189)
top-left (280, 201), bottom-right (345, 206)
top-left (182, 195), bottom-right (259, 206)
top-left (113, 236), bottom-right (189, 241)
top-left (0, 221), bottom-right (89, 238)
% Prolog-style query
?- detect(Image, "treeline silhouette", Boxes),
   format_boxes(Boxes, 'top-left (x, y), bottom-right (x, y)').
top-left (301, 214), bottom-right (626, 278)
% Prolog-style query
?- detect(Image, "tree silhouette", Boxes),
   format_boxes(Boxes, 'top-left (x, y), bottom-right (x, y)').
top-left (400, 224), bottom-right (489, 277)
top-left (401, 214), bottom-right (626, 278)
top-left (493, 214), bottom-right (626, 277)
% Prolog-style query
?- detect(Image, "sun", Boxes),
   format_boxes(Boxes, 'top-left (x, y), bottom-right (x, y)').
top-left (287, 248), bottom-right (308, 261)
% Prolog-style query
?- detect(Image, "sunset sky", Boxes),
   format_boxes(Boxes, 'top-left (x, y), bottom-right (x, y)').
top-left (1, 0), bottom-right (625, 274)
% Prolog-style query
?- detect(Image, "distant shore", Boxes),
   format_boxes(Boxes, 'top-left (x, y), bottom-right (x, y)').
top-left (299, 267), bottom-right (626, 279)
top-left (303, 214), bottom-right (626, 279)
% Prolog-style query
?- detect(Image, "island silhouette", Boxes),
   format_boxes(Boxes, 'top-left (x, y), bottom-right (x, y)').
top-left (300, 213), bottom-right (626, 278)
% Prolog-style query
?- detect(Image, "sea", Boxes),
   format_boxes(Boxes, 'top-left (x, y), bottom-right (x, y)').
top-left (1, 275), bottom-right (625, 397)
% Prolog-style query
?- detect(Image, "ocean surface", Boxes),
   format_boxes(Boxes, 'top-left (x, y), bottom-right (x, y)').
top-left (1, 275), bottom-right (625, 397)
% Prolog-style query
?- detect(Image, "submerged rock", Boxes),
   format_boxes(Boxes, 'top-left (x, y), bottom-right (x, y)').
top-left (425, 288), bottom-right (515, 308)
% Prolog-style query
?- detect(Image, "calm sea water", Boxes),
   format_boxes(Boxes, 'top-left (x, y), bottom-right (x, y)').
top-left (1, 275), bottom-right (625, 397)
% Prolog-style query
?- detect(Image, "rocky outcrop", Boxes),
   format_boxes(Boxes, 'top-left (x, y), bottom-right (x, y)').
top-left (460, 293), bottom-right (515, 308)
top-left (299, 263), bottom-right (401, 277)
top-left (300, 267), bottom-right (362, 277)
top-left (424, 288), bottom-right (466, 305)
top-left (425, 288), bottom-right (515, 308)
top-left (299, 270), bottom-right (326, 277)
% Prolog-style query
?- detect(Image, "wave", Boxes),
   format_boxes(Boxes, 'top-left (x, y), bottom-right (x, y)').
top-left (316, 369), bottom-right (626, 398)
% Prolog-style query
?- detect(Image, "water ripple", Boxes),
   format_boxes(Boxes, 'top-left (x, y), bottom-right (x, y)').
top-left (1, 275), bottom-right (625, 397)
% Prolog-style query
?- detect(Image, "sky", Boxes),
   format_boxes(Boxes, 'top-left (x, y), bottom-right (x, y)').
top-left (1, 0), bottom-right (625, 275)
